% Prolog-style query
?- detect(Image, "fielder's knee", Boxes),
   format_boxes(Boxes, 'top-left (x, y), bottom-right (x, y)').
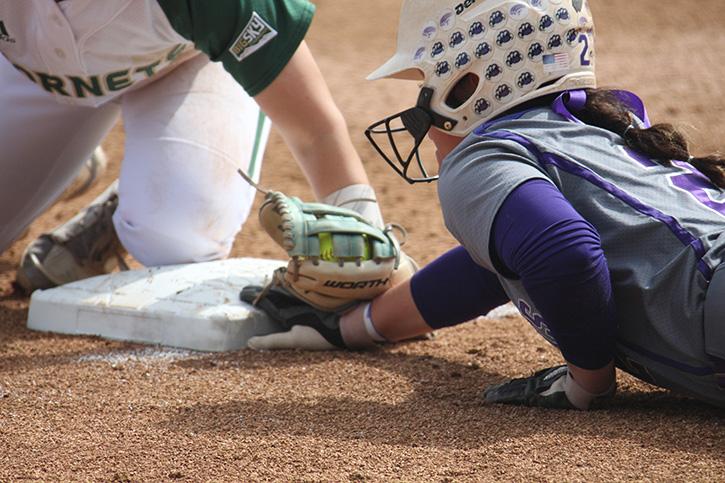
top-left (113, 211), bottom-right (234, 267)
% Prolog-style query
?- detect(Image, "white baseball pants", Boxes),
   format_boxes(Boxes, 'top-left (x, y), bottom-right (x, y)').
top-left (0, 54), bottom-right (271, 265)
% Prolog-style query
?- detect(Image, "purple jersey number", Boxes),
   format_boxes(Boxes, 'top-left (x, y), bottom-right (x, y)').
top-left (628, 149), bottom-right (725, 217)
top-left (669, 161), bottom-right (725, 217)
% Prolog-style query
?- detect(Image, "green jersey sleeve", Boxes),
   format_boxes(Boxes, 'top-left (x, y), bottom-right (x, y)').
top-left (158, 0), bottom-right (315, 96)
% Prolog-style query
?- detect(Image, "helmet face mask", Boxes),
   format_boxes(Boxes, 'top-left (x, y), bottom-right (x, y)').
top-left (365, 87), bottom-right (458, 183)
top-left (366, 0), bottom-right (596, 183)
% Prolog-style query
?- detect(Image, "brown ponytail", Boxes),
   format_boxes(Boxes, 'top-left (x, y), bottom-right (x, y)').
top-left (575, 89), bottom-right (725, 188)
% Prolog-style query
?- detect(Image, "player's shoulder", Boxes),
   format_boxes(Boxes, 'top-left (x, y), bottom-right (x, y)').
top-left (474, 106), bottom-right (619, 155)
top-left (453, 107), bottom-right (564, 156)
top-left (156, 0), bottom-right (315, 96)
top-left (157, 0), bottom-right (313, 25)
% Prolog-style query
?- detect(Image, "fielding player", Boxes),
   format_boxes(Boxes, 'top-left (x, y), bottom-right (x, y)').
top-left (244, 0), bottom-right (725, 410)
top-left (0, 0), bottom-right (385, 291)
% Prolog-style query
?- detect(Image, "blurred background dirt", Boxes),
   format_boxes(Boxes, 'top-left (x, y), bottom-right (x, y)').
top-left (1, 0), bottom-right (724, 481)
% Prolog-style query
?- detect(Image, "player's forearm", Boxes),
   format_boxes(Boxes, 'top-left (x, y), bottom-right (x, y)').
top-left (253, 41), bottom-right (369, 199)
top-left (286, 116), bottom-right (369, 199)
top-left (340, 278), bottom-right (432, 347)
top-left (340, 246), bottom-right (508, 346)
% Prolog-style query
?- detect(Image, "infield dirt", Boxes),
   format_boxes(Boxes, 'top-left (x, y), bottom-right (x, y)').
top-left (1, 1), bottom-right (724, 481)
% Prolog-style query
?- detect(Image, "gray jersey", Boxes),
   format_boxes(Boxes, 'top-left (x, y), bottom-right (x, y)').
top-left (438, 95), bottom-right (725, 406)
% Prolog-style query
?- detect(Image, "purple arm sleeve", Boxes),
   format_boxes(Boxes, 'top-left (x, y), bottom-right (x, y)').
top-left (492, 179), bottom-right (616, 370)
top-left (410, 246), bottom-right (509, 330)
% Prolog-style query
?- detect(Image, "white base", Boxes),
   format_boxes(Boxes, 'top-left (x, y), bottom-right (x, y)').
top-left (27, 258), bottom-right (286, 352)
top-left (487, 303), bottom-right (519, 319)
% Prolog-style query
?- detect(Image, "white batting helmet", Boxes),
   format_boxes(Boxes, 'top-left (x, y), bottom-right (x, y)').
top-left (365, 0), bottom-right (596, 182)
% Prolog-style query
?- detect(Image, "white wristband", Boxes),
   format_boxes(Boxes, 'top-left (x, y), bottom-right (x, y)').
top-left (322, 184), bottom-right (384, 229)
top-left (362, 302), bottom-right (387, 343)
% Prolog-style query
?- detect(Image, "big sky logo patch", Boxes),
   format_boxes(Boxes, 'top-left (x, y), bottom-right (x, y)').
top-left (229, 12), bottom-right (277, 62)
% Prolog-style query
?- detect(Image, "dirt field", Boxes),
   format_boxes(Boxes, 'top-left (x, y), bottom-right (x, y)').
top-left (2, 0), bottom-right (725, 481)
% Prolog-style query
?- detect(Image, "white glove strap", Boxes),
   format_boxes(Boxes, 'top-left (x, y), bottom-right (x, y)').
top-left (322, 184), bottom-right (384, 229)
top-left (363, 302), bottom-right (387, 343)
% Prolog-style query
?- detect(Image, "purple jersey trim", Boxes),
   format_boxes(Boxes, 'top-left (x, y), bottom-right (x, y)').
top-left (473, 110), bottom-right (530, 135)
top-left (619, 339), bottom-right (715, 377)
top-left (551, 89), bottom-right (652, 127)
top-left (481, 130), bottom-right (714, 280)
top-left (612, 90), bottom-right (651, 127)
top-left (670, 160), bottom-right (725, 217)
top-left (551, 90), bottom-right (587, 123)
top-left (624, 147), bottom-right (657, 168)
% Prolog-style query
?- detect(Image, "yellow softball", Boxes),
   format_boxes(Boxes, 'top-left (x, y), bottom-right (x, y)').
top-left (319, 232), bottom-right (335, 261)
top-left (318, 232), bottom-right (372, 261)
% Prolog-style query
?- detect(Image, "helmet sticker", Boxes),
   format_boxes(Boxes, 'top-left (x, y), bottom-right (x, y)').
top-left (528, 41), bottom-right (545, 59)
top-left (542, 52), bottom-right (570, 72)
top-left (413, 46), bottom-right (427, 63)
top-left (529, 0), bottom-right (548, 9)
top-left (548, 33), bottom-right (563, 50)
top-left (455, 52), bottom-right (472, 69)
top-left (489, 10), bottom-right (507, 29)
top-left (539, 15), bottom-right (554, 32)
top-left (565, 28), bottom-right (578, 45)
top-left (449, 31), bottom-right (466, 49)
top-left (475, 42), bottom-right (494, 59)
top-left (505, 50), bottom-right (525, 69)
top-left (474, 98), bottom-right (492, 115)
top-left (495, 84), bottom-right (513, 102)
top-left (455, 0), bottom-right (479, 15)
top-left (431, 41), bottom-right (446, 59)
top-left (517, 71), bottom-right (536, 90)
top-left (469, 21), bottom-right (485, 39)
top-left (495, 29), bottom-right (514, 48)
top-left (485, 63), bottom-right (502, 80)
top-left (555, 8), bottom-right (570, 22)
top-left (518, 22), bottom-right (536, 39)
top-left (422, 22), bottom-right (437, 39)
top-left (435, 60), bottom-right (452, 78)
top-left (509, 4), bottom-right (529, 20)
top-left (440, 10), bottom-right (455, 31)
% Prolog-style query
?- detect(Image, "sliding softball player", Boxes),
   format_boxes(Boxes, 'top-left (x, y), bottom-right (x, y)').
top-left (245, 0), bottom-right (725, 410)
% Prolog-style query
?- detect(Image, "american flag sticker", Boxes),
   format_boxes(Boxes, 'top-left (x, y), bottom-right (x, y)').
top-left (542, 53), bottom-right (570, 73)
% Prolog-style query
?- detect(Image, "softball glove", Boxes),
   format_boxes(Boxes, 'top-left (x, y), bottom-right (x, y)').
top-left (255, 191), bottom-right (414, 312)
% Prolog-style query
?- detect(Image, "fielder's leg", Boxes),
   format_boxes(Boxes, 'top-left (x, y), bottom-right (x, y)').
top-left (115, 54), bottom-right (271, 266)
top-left (15, 55), bottom-right (270, 292)
top-left (0, 56), bottom-right (119, 253)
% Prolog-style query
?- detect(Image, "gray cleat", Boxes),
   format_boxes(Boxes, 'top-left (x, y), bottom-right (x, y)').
top-left (16, 180), bottom-right (128, 294)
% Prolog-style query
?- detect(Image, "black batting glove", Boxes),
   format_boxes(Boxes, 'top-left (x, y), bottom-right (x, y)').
top-left (240, 284), bottom-right (346, 350)
top-left (484, 365), bottom-right (616, 410)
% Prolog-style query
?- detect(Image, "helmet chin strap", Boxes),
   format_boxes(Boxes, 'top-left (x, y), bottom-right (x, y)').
top-left (415, 87), bottom-right (458, 133)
